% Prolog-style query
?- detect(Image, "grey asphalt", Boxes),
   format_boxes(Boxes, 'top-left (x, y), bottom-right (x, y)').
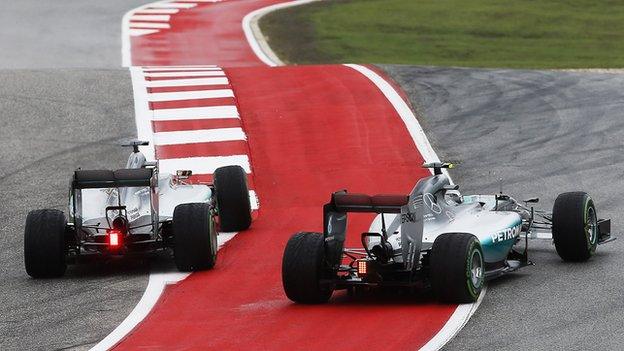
top-left (381, 65), bottom-right (624, 351)
top-left (0, 0), bottom-right (147, 69)
top-left (0, 70), bottom-right (155, 351)
top-left (0, 2), bottom-right (162, 350)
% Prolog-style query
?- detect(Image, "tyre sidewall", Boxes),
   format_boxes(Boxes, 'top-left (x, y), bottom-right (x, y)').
top-left (552, 192), bottom-right (597, 261)
top-left (173, 203), bottom-right (216, 271)
top-left (214, 166), bottom-right (252, 232)
top-left (24, 209), bottom-right (67, 278)
top-left (282, 232), bottom-right (334, 304)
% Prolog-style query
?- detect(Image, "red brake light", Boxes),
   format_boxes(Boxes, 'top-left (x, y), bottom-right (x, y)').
top-left (357, 260), bottom-right (368, 276)
top-left (107, 229), bottom-right (122, 247)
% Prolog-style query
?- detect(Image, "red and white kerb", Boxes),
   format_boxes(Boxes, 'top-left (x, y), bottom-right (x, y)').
top-left (126, 0), bottom-right (226, 37)
top-left (129, 65), bottom-right (258, 210)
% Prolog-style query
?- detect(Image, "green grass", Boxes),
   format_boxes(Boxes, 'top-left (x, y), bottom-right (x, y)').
top-left (259, 0), bottom-right (624, 68)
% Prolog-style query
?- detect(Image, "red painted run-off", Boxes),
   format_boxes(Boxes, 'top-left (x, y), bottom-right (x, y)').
top-left (131, 0), bottom-right (283, 67)
top-left (116, 65), bottom-right (456, 350)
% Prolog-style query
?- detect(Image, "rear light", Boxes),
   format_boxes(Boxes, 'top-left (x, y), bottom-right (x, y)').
top-left (357, 260), bottom-right (368, 276)
top-left (107, 229), bottom-right (122, 247)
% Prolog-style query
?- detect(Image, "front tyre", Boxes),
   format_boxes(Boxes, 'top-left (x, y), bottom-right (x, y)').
top-left (214, 165), bottom-right (252, 232)
top-left (430, 233), bottom-right (484, 303)
top-left (24, 209), bottom-right (68, 278)
top-left (552, 192), bottom-right (597, 262)
top-left (173, 203), bottom-right (218, 271)
top-left (282, 232), bottom-right (334, 304)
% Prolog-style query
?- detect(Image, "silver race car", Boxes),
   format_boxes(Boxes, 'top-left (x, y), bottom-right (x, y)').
top-left (282, 162), bottom-right (614, 303)
top-left (24, 140), bottom-right (253, 278)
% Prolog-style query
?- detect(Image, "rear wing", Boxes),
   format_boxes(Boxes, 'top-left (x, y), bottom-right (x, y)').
top-left (331, 192), bottom-right (409, 213)
top-left (72, 168), bottom-right (155, 189)
top-left (70, 168), bottom-right (159, 233)
top-left (323, 190), bottom-right (424, 271)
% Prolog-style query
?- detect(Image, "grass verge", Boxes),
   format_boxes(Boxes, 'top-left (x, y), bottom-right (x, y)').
top-left (259, 0), bottom-right (624, 68)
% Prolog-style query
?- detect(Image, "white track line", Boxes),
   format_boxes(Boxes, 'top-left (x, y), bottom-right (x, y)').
top-left (147, 89), bottom-right (234, 101)
top-left (129, 67), bottom-right (155, 160)
top-left (154, 128), bottom-right (246, 145)
top-left (89, 233), bottom-right (237, 351)
top-left (242, 0), bottom-right (323, 67)
top-left (144, 77), bottom-right (229, 87)
top-left (152, 106), bottom-right (240, 120)
top-left (344, 65), bottom-right (441, 165)
top-left (419, 287), bottom-right (487, 351)
top-left (342, 64), bottom-right (474, 351)
top-left (159, 155), bottom-right (251, 174)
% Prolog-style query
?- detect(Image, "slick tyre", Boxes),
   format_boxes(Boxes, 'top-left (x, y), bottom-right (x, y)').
top-left (430, 233), bottom-right (484, 303)
top-left (24, 209), bottom-right (68, 278)
top-left (173, 203), bottom-right (218, 271)
top-left (282, 232), bottom-right (334, 304)
top-left (214, 165), bottom-right (252, 232)
top-left (552, 192), bottom-right (598, 262)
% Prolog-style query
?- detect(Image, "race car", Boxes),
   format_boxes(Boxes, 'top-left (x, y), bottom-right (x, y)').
top-left (282, 162), bottom-right (614, 304)
top-left (24, 140), bottom-right (252, 278)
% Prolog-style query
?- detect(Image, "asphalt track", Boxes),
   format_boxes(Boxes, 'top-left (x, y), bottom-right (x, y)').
top-left (0, 0), bottom-right (147, 69)
top-left (382, 65), bottom-right (624, 350)
top-left (0, 69), bottom-right (152, 350)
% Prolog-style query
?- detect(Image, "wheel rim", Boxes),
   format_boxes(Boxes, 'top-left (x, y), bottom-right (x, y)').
top-left (469, 249), bottom-right (484, 289)
top-left (586, 206), bottom-right (597, 246)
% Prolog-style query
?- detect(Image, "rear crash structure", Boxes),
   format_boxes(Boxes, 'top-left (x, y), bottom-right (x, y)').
top-left (24, 141), bottom-right (253, 278)
top-left (282, 162), bottom-right (614, 304)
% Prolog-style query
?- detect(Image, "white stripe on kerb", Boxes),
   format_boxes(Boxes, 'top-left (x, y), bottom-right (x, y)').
top-left (249, 190), bottom-right (259, 210)
top-left (152, 106), bottom-right (239, 120)
top-left (135, 9), bottom-right (180, 14)
top-left (128, 29), bottom-right (160, 36)
top-left (144, 71), bottom-right (225, 78)
top-left (144, 77), bottom-right (229, 87)
top-left (159, 155), bottom-right (251, 174)
top-left (130, 22), bottom-right (171, 29)
top-left (141, 65), bottom-right (219, 71)
top-left (147, 89), bottom-right (234, 102)
top-left (143, 67), bottom-right (223, 72)
top-left (130, 14), bottom-right (171, 21)
top-left (154, 128), bottom-right (246, 145)
top-left (148, 2), bottom-right (197, 8)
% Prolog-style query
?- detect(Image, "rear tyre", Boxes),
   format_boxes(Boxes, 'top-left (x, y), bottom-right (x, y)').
top-left (24, 209), bottom-right (67, 278)
top-left (552, 192), bottom-right (597, 262)
top-left (214, 165), bottom-right (252, 232)
top-left (173, 203), bottom-right (217, 271)
top-left (430, 233), bottom-right (484, 303)
top-left (282, 232), bottom-right (334, 304)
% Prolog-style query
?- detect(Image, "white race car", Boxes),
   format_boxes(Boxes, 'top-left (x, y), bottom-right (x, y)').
top-left (282, 162), bottom-right (614, 303)
top-left (24, 140), bottom-right (252, 278)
